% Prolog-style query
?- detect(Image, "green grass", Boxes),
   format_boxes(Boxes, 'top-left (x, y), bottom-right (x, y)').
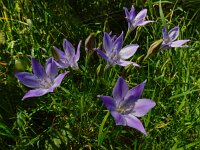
top-left (0, 0), bottom-right (199, 149)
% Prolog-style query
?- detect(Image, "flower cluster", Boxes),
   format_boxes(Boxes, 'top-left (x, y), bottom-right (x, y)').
top-left (15, 39), bottom-right (81, 100)
top-left (15, 5), bottom-right (190, 135)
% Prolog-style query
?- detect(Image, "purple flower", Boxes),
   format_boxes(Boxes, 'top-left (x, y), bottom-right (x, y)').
top-left (15, 57), bottom-right (68, 100)
top-left (98, 77), bottom-right (156, 135)
top-left (53, 39), bottom-right (81, 70)
top-left (161, 26), bottom-right (190, 49)
top-left (96, 32), bottom-right (140, 67)
top-left (123, 6), bottom-right (154, 32)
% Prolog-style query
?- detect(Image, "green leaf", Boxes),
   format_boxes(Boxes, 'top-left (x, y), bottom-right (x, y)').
top-left (159, 0), bottom-right (167, 27)
top-left (98, 111), bottom-right (110, 147)
top-left (0, 121), bottom-right (15, 138)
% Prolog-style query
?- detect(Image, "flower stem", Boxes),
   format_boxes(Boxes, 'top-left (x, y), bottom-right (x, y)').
top-left (124, 30), bottom-right (131, 43)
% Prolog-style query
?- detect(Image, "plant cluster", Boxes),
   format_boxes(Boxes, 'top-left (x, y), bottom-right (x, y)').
top-left (15, 4), bottom-right (189, 139)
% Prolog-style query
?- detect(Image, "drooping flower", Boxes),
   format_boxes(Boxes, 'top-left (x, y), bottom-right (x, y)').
top-left (123, 6), bottom-right (154, 32)
top-left (96, 32), bottom-right (140, 67)
top-left (161, 26), bottom-right (190, 49)
top-left (98, 77), bottom-right (156, 135)
top-left (15, 57), bottom-right (68, 100)
top-left (53, 39), bottom-right (81, 70)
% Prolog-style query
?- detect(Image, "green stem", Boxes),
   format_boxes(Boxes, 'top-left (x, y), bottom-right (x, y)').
top-left (97, 111), bottom-right (110, 147)
top-left (124, 30), bottom-right (132, 43)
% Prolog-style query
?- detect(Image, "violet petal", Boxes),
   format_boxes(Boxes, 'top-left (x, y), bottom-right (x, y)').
top-left (125, 114), bottom-right (147, 135)
top-left (171, 40), bottom-right (190, 47)
top-left (53, 46), bottom-right (66, 60)
top-left (112, 77), bottom-right (129, 104)
top-left (103, 32), bottom-right (112, 53)
top-left (15, 72), bottom-right (40, 88)
top-left (98, 95), bottom-right (116, 111)
top-left (134, 9), bottom-right (147, 26)
top-left (74, 40), bottom-right (82, 62)
top-left (111, 111), bottom-right (126, 126)
top-left (70, 59), bottom-right (79, 70)
top-left (118, 60), bottom-right (140, 67)
top-left (63, 39), bottom-right (75, 58)
top-left (54, 60), bottom-right (68, 68)
top-left (168, 26), bottom-right (179, 41)
top-left (123, 7), bottom-right (129, 18)
top-left (137, 20), bottom-right (154, 26)
top-left (96, 48), bottom-right (108, 61)
top-left (119, 44), bottom-right (139, 59)
top-left (46, 57), bottom-right (58, 80)
top-left (162, 27), bottom-right (169, 41)
top-left (124, 80), bottom-right (146, 101)
top-left (131, 98), bottom-right (156, 117)
top-left (22, 88), bottom-right (50, 100)
top-left (52, 72), bottom-right (68, 89)
top-left (113, 32), bottom-right (123, 52)
top-left (129, 6), bottom-right (136, 21)
top-left (31, 57), bottom-right (46, 79)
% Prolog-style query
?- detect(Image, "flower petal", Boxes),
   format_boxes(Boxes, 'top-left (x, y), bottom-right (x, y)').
top-left (119, 44), bottom-right (139, 59)
top-left (53, 46), bottom-right (66, 60)
top-left (118, 60), bottom-right (132, 66)
top-left (52, 72), bottom-right (69, 89)
top-left (98, 95), bottom-right (116, 111)
top-left (168, 26), bottom-right (179, 41)
top-left (131, 98), bottom-right (156, 117)
top-left (109, 31), bottom-right (117, 41)
top-left (124, 80), bottom-right (146, 101)
top-left (123, 7), bottom-right (130, 19)
top-left (162, 27), bottom-right (169, 41)
top-left (112, 77), bottom-right (129, 104)
top-left (118, 59), bottom-right (140, 67)
top-left (171, 40), bottom-right (190, 47)
top-left (54, 60), bottom-right (69, 68)
top-left (134, 9), bottom-right (147, 26)
top-left (96, 48), bottom-right (108, 61)
top-left (137, 20), bottom-right (154, 26)
top-left (74, 40), bottom-right (82, 62)
top-left (160, 43), bottom-right (169, 49)
top-left (70, 60), bottom-right (79, 70)
top-left (110, 111), bottom-right (126, 126)
top-left (129, 6), bottom-right (136, 21)
top-left (45, 57), bottom-right (58, 79)
top-left (125, 114), bottom-right (147, 135)
top-left (31, 57), bottom-right (46, 79)
top-left (63, 39), bottom-right (75, 58)
top-left (22, 88), bottom-right (50, 100)
top-left (15, 72), bottom-right (40, 88)
top-left (113, 32), bottom-right (123, 52)
top-left (103, 32), bottom-right (112, 53)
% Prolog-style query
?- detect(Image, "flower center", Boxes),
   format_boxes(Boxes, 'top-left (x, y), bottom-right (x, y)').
top-left (39, 77), bottom-right (53, 89)
top-left (164, 36), bottom-right (172, 45)
top-left (116, 101), bottom-right (134, 115)
top-left (108, 51), bottom-right (120, 65)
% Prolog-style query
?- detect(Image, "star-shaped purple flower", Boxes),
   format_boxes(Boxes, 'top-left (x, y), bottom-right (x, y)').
top-left (15, 57), bottom-right (68, 100)
top-left (53, 39), bottom-right (81, 70)
top-left (98, 77), bottom-right (156, 135)
top-left (161, 26), bottom-right (190, 49)
top-left (124, 6), bottom-right (154, 32)
top-left (96, 32), bottom-right (140, 67)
